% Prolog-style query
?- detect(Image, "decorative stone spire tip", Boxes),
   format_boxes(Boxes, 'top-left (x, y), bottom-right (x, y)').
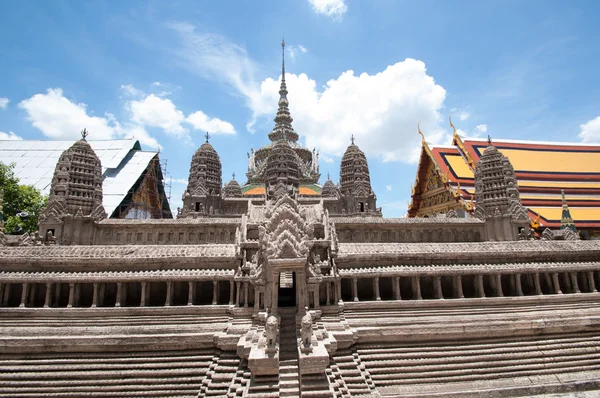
top-left (81, 128), bottom-right (89, 141)
top-left (205, 132), bottom-right (211, 143)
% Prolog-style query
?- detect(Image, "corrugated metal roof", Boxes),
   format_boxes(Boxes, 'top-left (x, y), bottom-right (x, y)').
top-left (0, 138), bottom-right (156, 216)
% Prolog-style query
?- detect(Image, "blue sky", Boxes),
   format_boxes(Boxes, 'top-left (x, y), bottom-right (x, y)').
top-left (1, 0), bottom-right (600, 217)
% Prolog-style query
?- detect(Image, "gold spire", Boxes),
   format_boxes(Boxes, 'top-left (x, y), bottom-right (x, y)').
top-left (449, 116), bottom-right (457, 138)
top-left (418, 121), bottom-right (425, 145)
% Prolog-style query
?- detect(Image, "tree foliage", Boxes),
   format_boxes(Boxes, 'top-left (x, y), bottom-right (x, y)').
top-left (0, 162), bottom-right (47, 234)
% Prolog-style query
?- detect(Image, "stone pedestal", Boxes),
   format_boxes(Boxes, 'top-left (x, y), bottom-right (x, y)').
top-left (298, 337), bottom-right (329, 375)
top-left (248, 342), bottom-right (280, 376)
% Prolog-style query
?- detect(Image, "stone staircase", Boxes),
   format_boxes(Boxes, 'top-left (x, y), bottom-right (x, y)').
top-left (327, 348), bottom-right (376, 397)
top-left (351, 332), bottom-right (600, 396)
top-left (0, 349), bottom-right (213, 397)
top-left (197, 349), bottom-right (241, 397)
top-left (279, 308), bottom-right (301, 397)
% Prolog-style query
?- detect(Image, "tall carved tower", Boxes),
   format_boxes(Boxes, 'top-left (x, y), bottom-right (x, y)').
top-left (338, 136), bottom-right (379, 215)
top-left (181, 133), bottom-right (223, 217)
top-left (39, 129), bottom-right (106, 244)
top-left (473, 138), bottom-right (529, 240)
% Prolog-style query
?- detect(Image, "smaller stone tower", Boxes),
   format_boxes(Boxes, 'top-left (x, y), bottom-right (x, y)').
top-left (338, 136), bottom-right (378, 215)
top-left (223, 173), bottom-right (243, 198)
top-left (265, 136), bottom-right (301, 200)
top-left (181, 133), bottom-right (223, 217)
top-left (473, 137), bottom-right (529, 240)
top-left (39, 129), bottom-right (106, 244)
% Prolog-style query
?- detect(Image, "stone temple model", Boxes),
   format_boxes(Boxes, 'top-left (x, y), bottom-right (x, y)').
top-left (1, 43), bottom-right (600, 398)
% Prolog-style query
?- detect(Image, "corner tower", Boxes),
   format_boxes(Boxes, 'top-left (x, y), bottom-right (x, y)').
top-left (474, 137), bottom-right (529, 240)
top-left (39, 129), bottom-right (106, 244)
top-left (337, 136), bottom-right (379, 215)
top-left (181, 133), bottom-right (223, 217)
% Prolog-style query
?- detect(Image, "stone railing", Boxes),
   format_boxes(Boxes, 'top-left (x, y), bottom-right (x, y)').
top-left (337, 262), bottom-right (599, 302)
top-left (0, 270), bottom-right (237, 308)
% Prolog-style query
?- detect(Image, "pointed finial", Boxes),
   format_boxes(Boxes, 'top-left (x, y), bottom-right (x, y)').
top-left (205, 132), bottom-right (211, 143)
top-left (351, 134), bottom-right (355, 144)
top-left (418, 121), bottom-right (425, 144)
top-left (232, 172), bottom-right (236, 180)
top-left (449, 116), bottom-right (458, 138)
top-left (81, 128), bottom-right (89, 141)
top-left (281, 38), bottom-right (286, 81)
top-left (561, 189), bottom-right (566, 205)
top-left (327, 172), bottom-right (330, 180)
top-left (487, 135), bottom-right (492, 145)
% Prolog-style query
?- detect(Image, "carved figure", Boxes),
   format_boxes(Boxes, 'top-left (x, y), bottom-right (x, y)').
top-left (300, 306), bottom-right (313, 351)
top-left (265, 311), bottom-right (279, 350)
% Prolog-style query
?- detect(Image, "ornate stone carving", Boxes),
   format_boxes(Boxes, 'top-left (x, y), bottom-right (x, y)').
top-left (262, 194), bottom-right (311, 260)
top-left (40, 131), bottom-right (106, 222)
top-left (300, 306), bottom-right (314, 353)
top-left (223, 174), bottom-right (243, 198)
top-left (542, 227), bottom-right (580, 241)
top-left (265, 311), bottom-right (279, 352)
top-left (340, 138), bottom-right (373, 197)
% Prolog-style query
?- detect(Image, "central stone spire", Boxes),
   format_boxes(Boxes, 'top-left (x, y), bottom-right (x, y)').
top-left (268, 39), bottom-right (299, 143)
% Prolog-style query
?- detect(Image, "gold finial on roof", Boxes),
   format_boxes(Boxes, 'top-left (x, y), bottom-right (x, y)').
top-left (449, 116), bottom-right (457, 137)
top-left (531, 213), bottom-right (541, 229)
top-left (418, 121), bottom-right (425, 144)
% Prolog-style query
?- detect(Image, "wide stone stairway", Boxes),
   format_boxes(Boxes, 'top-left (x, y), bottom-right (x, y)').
top-left (0, 349), bottom-right (214, 397)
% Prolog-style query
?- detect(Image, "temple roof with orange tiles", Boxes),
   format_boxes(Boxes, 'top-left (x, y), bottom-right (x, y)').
top-left (409, 121), bottom-right (600, 235)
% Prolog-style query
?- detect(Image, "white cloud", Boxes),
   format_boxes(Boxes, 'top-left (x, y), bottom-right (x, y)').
top-left (170, 178), bottom-right (189, 185)
top-left (386, 185), bottom-right (392, 191)
top-left (579, 116), bottom-right (600, 143)
top-left (18, 88), bottom-right (160, 149)
top-left (287, 45), bottom-right (308, 61)
top-left (129, 94), bottom-right (187, 136)
top-left (0, 98), bottom-right (8, 109)
top-left (0, 131), bottom-right (22, 140)
top-left (187, 110), bottom-right (235, 135)
top-left (474, 124), bottom-right (488, 137)
top-left (451, 108), bottom-right (470, 121)
top-left (308, 0), bottom-right (348, 20)
top-left (255, 59), bottom-right (448, 163)
top-left (168, 23), bottom-right (266, 131)
top-left (120, 84), bottom-right (145, 98)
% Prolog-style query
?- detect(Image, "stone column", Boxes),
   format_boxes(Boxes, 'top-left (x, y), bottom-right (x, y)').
top-left (515, 274), bottom-right (523, 296)
top-left (44, 283), bottom-right (52, 308)
top-left (229, 281), bottom-right (234, 305)
top-left (552, 273), bottom-right (562, 294)
top-left (188, 282), bottom-right (194, 306)
top-left (67, 283), bottom-right (75, 308)
top-left (588, 272), bottom-right (597, 293)
top-left (352, 278), bottom-right (358, 302)
top-left (165, 282), bottom-right (172, 306)
top-left (393, 276), bottom-right (401, 300)
top-left (91, 283), bottom-right (98, 308)
top-left (326, 282), bottom-right (331, 305)
top-left (454, 275), bottom-right (464, 299)
top-left (314, 290), bottom-right (320, 309)
top-left (20, 283), bottom-right (28, 307)
top-left (374, 277), bottom-right (381, 301)
top-left (212, 281), bottom-right (218, 305)
top-left (0, 284), bottom-right (6, 306)
top-left (571, 273), bottom-right (580, 293)
top-left (475, 275), bottom-right (485, 298)
top-left (433, 276), bottom-right (443, 299)
top-left (140, 282), bottom-right (147, 307)
top-left (533, 273), bottom-right (542, 295)
top-left (413, 276), bottom-right (422, 300)
top-left (235, 282), bottom-right (241, 306)
top-left (495, 274), bottom-right (503, 297)
top-left (244, 282), bottom-right (249, 308)
top-left (254, 289), bottom-right (260, 312)
top-left (337, 280), bottom-right (342, 304)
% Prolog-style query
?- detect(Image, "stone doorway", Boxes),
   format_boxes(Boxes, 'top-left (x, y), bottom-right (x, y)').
top-left (278, 271), bottom-right (296, 308)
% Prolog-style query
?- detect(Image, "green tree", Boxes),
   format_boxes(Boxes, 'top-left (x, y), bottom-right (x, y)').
top-left (0, 162), bottom-right (47, 234)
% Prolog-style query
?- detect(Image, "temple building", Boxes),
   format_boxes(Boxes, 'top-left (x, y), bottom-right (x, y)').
top-left (1, 42), bottom-right (600, 397)
top-left (409, 119), bottom-right (600, 239)
top-left (0, 136), bottom-right (172, 219)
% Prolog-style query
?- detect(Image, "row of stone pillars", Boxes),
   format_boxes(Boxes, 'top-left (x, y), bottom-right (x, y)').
top-left (348, 271), bottom-right (598, 302)
top-left (0, 280), bottom-right (235, 308)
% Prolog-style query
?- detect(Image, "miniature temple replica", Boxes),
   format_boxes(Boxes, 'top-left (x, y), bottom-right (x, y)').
top-left (2, 42), bottom-right (600, 397)
top-left (409, 120), bottom-right (600, 239)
